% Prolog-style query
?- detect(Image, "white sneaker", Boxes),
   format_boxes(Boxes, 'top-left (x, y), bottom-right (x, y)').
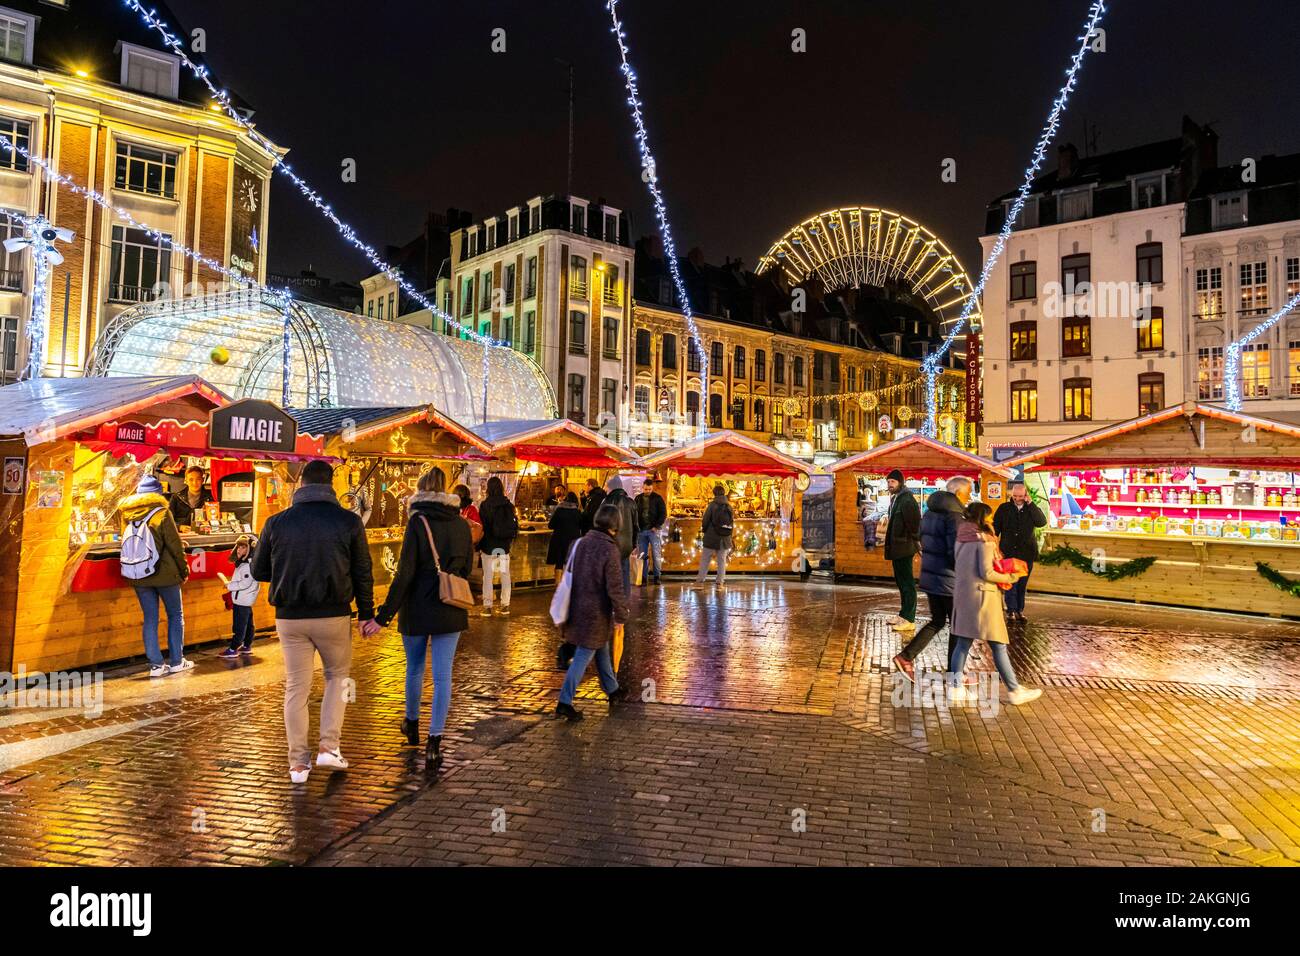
top-left (479, 607), bottom-right (493, 617)
top-left (289, 766), bottom-right (311, 784)
top-left (315, 749), bottom-right (349, 770)
top-left (1006, 686), bottom-right (1043, 706)
top-left (892, 620), bottom-right (915, 633)
top-left (167, 659), bottom-right (195, 674)
top-left (148, 664), bottom-right (168, 678)
top-left (948, 684), bottom-right (971, 704)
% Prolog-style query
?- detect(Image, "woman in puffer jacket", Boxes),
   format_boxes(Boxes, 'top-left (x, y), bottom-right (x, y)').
top-left (949, 502), bottom-right (1042, 706)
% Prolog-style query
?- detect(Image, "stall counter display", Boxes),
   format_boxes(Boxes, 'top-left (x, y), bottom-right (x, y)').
top-left (660, 475), bottom-right (802, 573)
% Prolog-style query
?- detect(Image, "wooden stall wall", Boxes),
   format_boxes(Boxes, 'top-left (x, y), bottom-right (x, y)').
top-left (12, 441), bottom-right (277, 674)
top-left (833, 473), bottom-right (912, 579)
top-left (0, 439), bottom-right (27, 672)
top-left (1032, 529), bottom-right (1300, 617)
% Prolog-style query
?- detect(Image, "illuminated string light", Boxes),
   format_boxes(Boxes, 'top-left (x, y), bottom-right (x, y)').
top-left (1224, 291), bottom-right (1300, 410)
top-left (605, 0), bottom-right (708, 433)
top-left (123, 0), bottom-right (504, 352)
top-left (14, 217), bottom-right (58, 381)
top-left (922, 0), bottom-right (1108, 437)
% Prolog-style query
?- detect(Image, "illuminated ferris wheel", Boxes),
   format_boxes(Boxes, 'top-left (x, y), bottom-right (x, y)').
top-left (755, 207), bottom-right (981, 329)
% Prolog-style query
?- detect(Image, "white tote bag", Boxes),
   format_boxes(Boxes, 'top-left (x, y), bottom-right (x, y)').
top-left (549, 540), bottom-right (580, 626)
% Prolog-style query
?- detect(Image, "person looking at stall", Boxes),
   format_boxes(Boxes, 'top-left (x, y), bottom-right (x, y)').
top-left (218, 534), bottom-right (260, 659)
top-left (602, 475), bottom-right (639, 595)
top-left (477, 475), bottom-right (518, 616)
top-left (454, 484), bottom-right (483, 548)
top-left (883, 469), bottom-right (921, 635)
top-left (119, 474), bottom-right (194, 678)
top-left (252, 459), bottom-right (378, 784)
top-left (635, 477), bottom-right (668, 585)
top-left (893, 477), bottom-right (971, 682)
top-left (168, 465), bottom-right (215, 532)
top-left (555, 503), bottom-right (629, 721)
top-left (993, 480), bottom-right (1048, 623)
top-left (579, 477), bottom-right (606, 533)
top-left (374, 467), bottom-right (473, 775)
top-left (695, 484), bottom-right (735, 588)
top-left (949, 502), bottom-right (1041, 706)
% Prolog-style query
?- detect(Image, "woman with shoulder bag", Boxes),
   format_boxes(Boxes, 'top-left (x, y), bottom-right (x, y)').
top-left (949, 502), bottom-right (1042, 706)
top-left (375, 467), bottom-right (474, 773)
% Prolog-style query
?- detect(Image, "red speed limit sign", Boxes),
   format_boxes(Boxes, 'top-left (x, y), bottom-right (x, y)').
top-left (3, 457), bottom-right (25, 495)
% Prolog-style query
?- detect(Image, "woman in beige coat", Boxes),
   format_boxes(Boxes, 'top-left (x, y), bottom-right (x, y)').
top-left (949, 502), bottom-right (1042, 705)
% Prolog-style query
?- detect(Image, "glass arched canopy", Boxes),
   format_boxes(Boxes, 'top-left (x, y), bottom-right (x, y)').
top-left (87, 290), bottom-right (557, 425)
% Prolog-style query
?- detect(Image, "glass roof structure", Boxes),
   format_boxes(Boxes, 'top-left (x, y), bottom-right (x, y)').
top-left (86, 290), bottom-right (557, 425)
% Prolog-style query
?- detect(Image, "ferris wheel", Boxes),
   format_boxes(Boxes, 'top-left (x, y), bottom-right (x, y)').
top-left (755, 206), bottom-right (980, 329)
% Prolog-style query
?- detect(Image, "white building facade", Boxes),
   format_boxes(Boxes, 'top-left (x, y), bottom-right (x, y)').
top-left (449, 194), bottom-right (632, 433)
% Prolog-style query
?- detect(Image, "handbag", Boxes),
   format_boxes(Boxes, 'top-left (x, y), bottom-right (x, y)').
top-left (549, 540), bottom-right (579, 626)
top-left (416, 515), bottom-right (475, 610)
top-left (992, 555), bottom-right (1028, 592)
top-left (629, 550), bottom-right (644, 587)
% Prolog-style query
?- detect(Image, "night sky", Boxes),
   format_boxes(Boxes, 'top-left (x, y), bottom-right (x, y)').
top-left (166, 0), bottom-right (1300, 285)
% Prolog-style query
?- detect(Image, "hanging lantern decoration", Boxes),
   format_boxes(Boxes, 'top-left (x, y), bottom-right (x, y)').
top-left (858, 392), bottom-right (879, 412)
top-left (783, 397), bottom-right (801, 416)
top-left (877, 414), bottom-right (893, 434)
top-left (896, 405), bottom-right (913, 425)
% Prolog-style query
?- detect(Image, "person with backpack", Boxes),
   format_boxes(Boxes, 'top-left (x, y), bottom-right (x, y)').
top-left (119, 474), bottom-right (193, 677)
top-left (252, 459), bottom-right (378, 784)
top-left (635, 477), bottom-right (668, 585)
top-left (218, 534), bottom-right (260, 659)
top-left (375, 467), bottom-right (473, 774)
top-left (477, 475), bottom-right (518, 616)
top-left (602, 475), bottom-right (639, 595)
top-left (696, 484), bottom-right (735, 587)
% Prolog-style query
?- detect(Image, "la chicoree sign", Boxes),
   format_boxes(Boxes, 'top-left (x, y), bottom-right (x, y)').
top-left (208, 399), bottom-right (298, 454)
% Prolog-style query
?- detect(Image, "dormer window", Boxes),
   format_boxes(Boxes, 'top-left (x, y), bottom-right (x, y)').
top-left (0, 8), bottom-right (34, 65)
top-left (604, 212), bottom-right (617, 243)
top-left (121, 43), bottom-right (180, 99)
top-left (528, 202), bottom-right (542, 232)
top-left (508, 213), bottom-right (519, 242)
top-left (571, 203), bottom-right (585, 235)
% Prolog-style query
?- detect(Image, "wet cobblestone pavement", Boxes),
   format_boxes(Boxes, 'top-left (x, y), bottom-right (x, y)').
top-left (1, 577), bottom-right (1298, 866)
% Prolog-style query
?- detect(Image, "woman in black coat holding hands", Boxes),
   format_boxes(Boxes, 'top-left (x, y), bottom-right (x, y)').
top-left (375, 467), bottom-right (473, 774)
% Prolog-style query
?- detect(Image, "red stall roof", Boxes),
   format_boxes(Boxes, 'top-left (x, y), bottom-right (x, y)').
top-left (827, 433), bottom-right (1014, 480)
top-left (638, 431), bottom-right (811, 477)
top-left (469, 418), bottom-right (639, 468)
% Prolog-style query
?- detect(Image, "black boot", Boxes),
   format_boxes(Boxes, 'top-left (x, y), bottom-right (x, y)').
top-left (400, 717), bottom-right (418, 746)
top-left (425, 735), bottom-right (443, 773)
top-left (555, 701), bottom-right (584, 722)
top-left (607, 685), bottom-right (629, 704)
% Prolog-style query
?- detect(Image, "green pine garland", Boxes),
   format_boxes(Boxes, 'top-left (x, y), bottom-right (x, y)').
top-left (1256, 562), bottom-right (1300, 598)
top-left (1038, 544), bottom-right (1157, 581)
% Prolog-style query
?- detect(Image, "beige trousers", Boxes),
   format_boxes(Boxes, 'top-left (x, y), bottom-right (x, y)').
top-left (278, 616), bottom-right (353, 769)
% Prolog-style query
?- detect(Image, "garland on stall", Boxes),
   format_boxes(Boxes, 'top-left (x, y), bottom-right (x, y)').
top-left (1256, 562), bottom-right (1300, 598)
top-left (1038, 544), bottom-right (1157, 581)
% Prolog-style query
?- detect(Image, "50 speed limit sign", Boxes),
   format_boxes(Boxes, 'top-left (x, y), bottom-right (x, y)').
top-left (3, 457), bottom-right (25, 495)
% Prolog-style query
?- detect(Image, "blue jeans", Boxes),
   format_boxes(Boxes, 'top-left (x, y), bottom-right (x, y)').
top-left (637, 530), bottom-right (662, 581)
top-left (402, 632), bottom-right (460, 734)
top-left (134, 584), bottom-right (185, 667)
top-left (950, 636), bottom-right (1020, 691)
top-left (559, 644), bottom-right (619, 705)
top-left (1003, 562), bottom-right (1033, 613)
top-left (229, 604), bottom-right (255, 650)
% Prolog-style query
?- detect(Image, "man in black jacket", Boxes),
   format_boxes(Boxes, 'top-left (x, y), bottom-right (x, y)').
top-left (252, 459), bottom-right (376, 784)
top-left (883, 468), bottom-right (922, 634)
top-left (993, 480), bottom-right (1048, 621)
top-left (893, 477), bottom-right (971, 681)
top-left (635, 477), bottom-right (668, 585)
top-left (579, 479), bottom-right (606, 533)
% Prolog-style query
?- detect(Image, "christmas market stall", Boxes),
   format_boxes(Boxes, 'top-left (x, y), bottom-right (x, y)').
top-left (826, 433), bottom-right (1013, 579)
top-left (286, 405), bottom-right (494, 599)
top-left (1006, 401), bottom-right (1300, 617)
top-left (638, 430), bottom-right (813, 575)
top-left (0, 376), bottom-right (327, 673)
top-left (467, 418), bottom-right (642, 587)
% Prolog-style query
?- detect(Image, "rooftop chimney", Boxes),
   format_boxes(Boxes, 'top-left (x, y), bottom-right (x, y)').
top-left (1058, 143), bottom-right (1079, 180)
